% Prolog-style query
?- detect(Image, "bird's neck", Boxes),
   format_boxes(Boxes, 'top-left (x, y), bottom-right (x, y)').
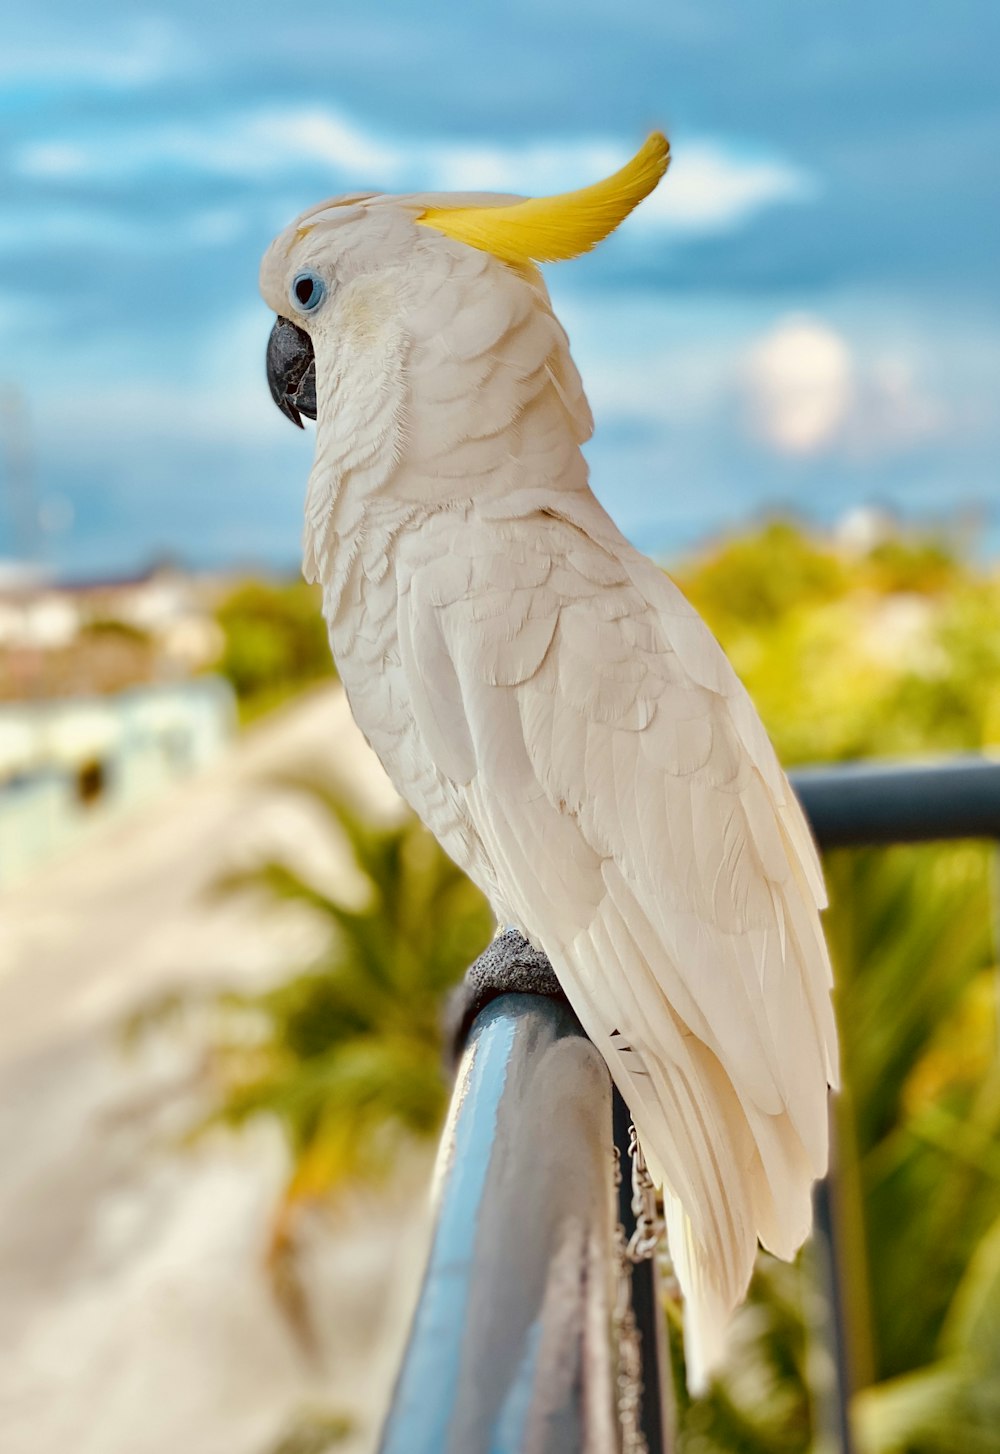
top-left (302, 280), bottom-right (595, 598)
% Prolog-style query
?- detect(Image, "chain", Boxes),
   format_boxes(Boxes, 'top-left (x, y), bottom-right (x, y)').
top-left (612, 1144), bottom-right (648, 1454)
top-left (612, 1125), bottom-right (670, 1454)
top-left (626, 1123), bottom-right (666, 1265)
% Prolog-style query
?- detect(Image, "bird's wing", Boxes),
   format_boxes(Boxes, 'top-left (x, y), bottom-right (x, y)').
top-left (395, 495), bottom-right (838, 1388)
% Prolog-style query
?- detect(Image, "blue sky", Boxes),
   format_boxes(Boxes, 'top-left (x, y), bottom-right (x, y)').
top-left (1, 1), bottom-right (998, 576)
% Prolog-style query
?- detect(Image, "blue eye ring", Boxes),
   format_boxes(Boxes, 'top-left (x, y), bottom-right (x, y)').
top-left (289, 270), bottom-right (326, 313)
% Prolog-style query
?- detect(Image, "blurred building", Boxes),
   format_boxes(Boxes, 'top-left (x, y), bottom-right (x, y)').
top-left (0, 562), bottom-right (226, 699)
top-left (0, 678), bottom-right (237, 886)
top-left (0, 562), bottom-right (239, 885)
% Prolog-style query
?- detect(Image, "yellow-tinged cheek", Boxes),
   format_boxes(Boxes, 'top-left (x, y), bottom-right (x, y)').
top-left (335, 281), bottom-right (400, 348)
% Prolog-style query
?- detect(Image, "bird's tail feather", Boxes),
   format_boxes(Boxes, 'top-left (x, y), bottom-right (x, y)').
top-left (662, 1190), bottom-right (734, 1394)
top-left (563, 890), bottom-right (823, 1390)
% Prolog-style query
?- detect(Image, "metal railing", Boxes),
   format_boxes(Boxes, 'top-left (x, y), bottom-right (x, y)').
top-left (792, 755), bottom-right (1000, 846)
top-left (380, 980), bottom-right (619, 1454)
top-left (377, 755), bottom-right (1000, 1454)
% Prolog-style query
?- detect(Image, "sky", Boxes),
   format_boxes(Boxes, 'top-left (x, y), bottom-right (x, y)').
top-left (1, 1), bottom-right (998, 577)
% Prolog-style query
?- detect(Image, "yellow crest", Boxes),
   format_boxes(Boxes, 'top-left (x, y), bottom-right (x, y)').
top-left (417, 132), bottom-right (670, 265)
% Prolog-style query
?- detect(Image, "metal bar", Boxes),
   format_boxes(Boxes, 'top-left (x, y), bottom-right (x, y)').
top-left (791, 756), bottom-right (1000, 848)
top-left (612, 1089), bottom-right (673, 1453)
top-left (811, 1177), bottom-right (857, 1454)
top-left (789, 756), bottom-right (1000, 1454)
top-left (379, 992), bottom-right (618, 1454)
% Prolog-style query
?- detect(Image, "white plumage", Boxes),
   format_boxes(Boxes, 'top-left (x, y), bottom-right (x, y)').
top-left (260, 145), bottom-right (839, 1390)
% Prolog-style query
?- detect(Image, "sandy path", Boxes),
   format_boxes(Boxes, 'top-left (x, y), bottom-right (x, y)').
top-left (0, 687), bottom-right (431, 1454)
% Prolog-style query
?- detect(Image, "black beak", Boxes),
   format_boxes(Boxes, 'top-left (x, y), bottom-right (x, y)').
top-left (267, 316), bottom-right (317, 429)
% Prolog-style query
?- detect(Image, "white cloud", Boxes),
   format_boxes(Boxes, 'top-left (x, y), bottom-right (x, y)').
top-left (16, 104), bottom-right (815, 239)
top-left (744, 316), bottom-right (854, 455)
top-left (634, 142), bottom-right (814, 233)
top-left (251, 111), bottom-right (405, 179)
top-left (420, 141), bottom-right (623, 196)
top-left (743, 314), bottom-right (951, 459)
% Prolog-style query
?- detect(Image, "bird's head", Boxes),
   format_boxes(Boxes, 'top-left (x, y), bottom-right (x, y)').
top-left (261, 133), bottom-right (670, 431)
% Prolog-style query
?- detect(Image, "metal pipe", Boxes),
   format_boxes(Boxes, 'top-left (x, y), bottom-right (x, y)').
top-left (791, 756), bottom-right (1000, 848)
top-left (811, 1177), bottom-right (857, 1454)
top-left (378, 992), bottom-right (618, 1454)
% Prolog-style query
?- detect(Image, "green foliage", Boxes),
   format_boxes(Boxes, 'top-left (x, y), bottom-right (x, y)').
top-left (674, 1256), bottom-right (814, 1454)
top-left (677, 520), bottom-right (1000, 764)
top-left (214, 579), bottom-right (335, 719)
top-left (854, 1213), bottom-right (1000, 1453)
top-left (200, 774), bottom-right (492, 1236)
top-left (830, 845), bottom-right (999, 1390)
top-left (671, 521), bottom-right (1000, 1452)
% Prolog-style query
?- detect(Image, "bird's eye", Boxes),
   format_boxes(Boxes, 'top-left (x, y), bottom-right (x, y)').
top-left (289, 271), bottom-right (326, 313)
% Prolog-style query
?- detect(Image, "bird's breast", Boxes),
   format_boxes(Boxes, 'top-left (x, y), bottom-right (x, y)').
top-left (323, 550), bottom-right (491, 897)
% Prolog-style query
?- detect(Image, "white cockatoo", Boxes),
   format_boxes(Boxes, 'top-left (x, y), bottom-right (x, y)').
top-left (261, 133), bottom-right (838, 1390)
